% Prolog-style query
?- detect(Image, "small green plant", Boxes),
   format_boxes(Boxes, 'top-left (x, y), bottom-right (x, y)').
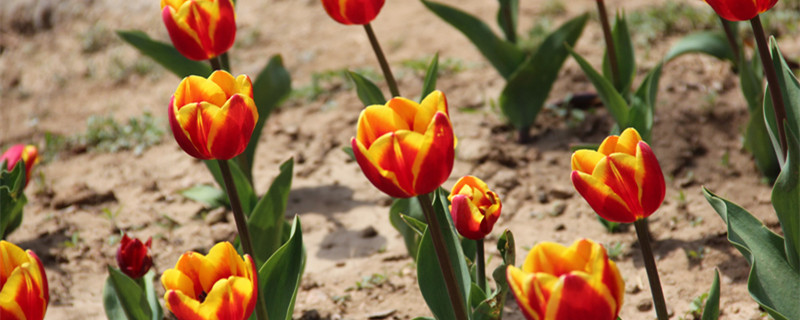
top-left (604, 241), bottom-right (626, 260)
top-left (684, 246), bottom-right (706, 263)
top-left (627, 1), bottom-right (717, 45)
top-left (352, 273), bottom-right (388, 290)
top-left (62, 231), bottom-right (81, 248)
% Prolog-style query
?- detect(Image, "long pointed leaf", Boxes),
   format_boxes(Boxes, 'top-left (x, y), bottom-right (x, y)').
top-left (603, 13), bottom-right (636, 94)
top-left (496, 0), bottom-right (519, 43)
top-left (664, 31), bottom-right (735, 63)
top-left (703, 188), bottom-right (800, 320)
top-left (420, 53), bottom-right (439, 101)
top-left (106, 266), bottom-right (151, 320)
top-left (499, 14), bottom-right (588, 131)
top-left (259, 216), bottom-right (305, 320)
top-left (772, 125), bottom-right (800, 271)
top-left (248, 158), bottom-right (294, 265)
top-left (422, 0), bottom-right (524, 79)
top-left (701, 269), bottom-right (721, 320)
top-left (766, 38), bottom-right (800, 159)
top-left (116, 30), bottom-right (211, 78)
top-left (568, 45), bottom-right (629, 127)
top-left (628, 63), bottom-right (663, 141)
top-left (349, 71), bottom-right (386, 106)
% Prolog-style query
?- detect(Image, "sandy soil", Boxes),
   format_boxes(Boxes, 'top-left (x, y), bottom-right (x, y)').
top-left (0, 0), bottom-right (788, 319)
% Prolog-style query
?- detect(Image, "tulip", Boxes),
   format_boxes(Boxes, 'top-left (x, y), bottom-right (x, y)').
top-left (161, 0), bottom-right (236, 61)
top-left (321, 0), bottom-right (385, 25)
top-left (161, 242), bottom-right (257, 320)
top-left (168, 70), bottom-right (258, 160)
top-left (351, 90), bottom-right (456, 198)
top-left (506, 239), bottom-right (624, 320)
top-left (703, 0), bottom-right (778, 21)
top-left (0, 241), bottom-right (49, 320)
top-left (1, 144), bottom-right (39, 187)
top-left (116, 234), bottom-right (153, 279)
top-left (571, 128), bottom-right (665, 223)
top-left (447, 176), bottom-right (501, 240)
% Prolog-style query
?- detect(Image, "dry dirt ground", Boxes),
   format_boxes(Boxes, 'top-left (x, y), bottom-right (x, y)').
top-left (0, 0), bottom-right (792, 319)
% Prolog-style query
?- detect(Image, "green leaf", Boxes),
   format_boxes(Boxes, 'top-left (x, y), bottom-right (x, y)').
top-left (116, 30), bottom-right (211, 78)
top-left (390, 197), bottom-right (425, 260)
top-left (496, 0), bottom-right (519, 43)
top-left (348, 71), bottom-right (386, 106)
top-left (422, 0), bottom-right (525, 79)
top-left (141, 270), bottom-right (163, 320)
top-left (106, 266), bottom-right (152, 320)
top-left (179, 184), bottom-right (228, 209)
top-left (746, 99), bottom-right (781, 180)
top-left (603, 13), bottom-right (636, 94)
top-left (259, 216), bottom-right (305, 320)
top-left (701, 269), bottom-right (721, 320)
top-left (664, 31), bottom-right (735, 63)
top-left (703, 188), bottom-right (800, 320)
top-left (238, 55), bottom-right (292, 182)
top-left (420, 53), bottom-right (439, 101)
top-left (248, 158), bottom-right (294, 265)
top-left (766, 37), bottom-right (800, 162)
top-left (628, 63), bottom-right (663, 141)
top-left (416, 190), bottom-right (471, 320)
top-left (205, 160), bottom-right (256, 214)
top-left (103, 277), bottom-right (127, 320)
top-left (0, 161), bottom-right (26, 239)
top-left (772, 125), bottom-right (800, 271)
top-left (568, 44), bottom-right (630, 127)
top-left (499, 14), bottom-right (588, 131)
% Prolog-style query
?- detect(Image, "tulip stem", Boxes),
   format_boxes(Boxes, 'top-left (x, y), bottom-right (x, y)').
top-left (597, 0), bottom-right (619, 89)
top-left (476, 238), bottom-right (486, 293)
top-left (364, 23), bottom-right (401, 98)
top-left (417, 192), bottom-right (469, 320)
top-left (217, 160), bottom-right (270, 320)
top-left (634, 219), bottom-right (668, 320)
top-left (209, 56), bottom-right (222, 71)
top-left (718, 17), bottom-right (740, 63)
top-left (750, 15), bottom-right (788, 160)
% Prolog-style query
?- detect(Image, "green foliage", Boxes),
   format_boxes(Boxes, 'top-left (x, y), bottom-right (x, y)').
top-left (664, 31), bottom-right (735, 63)
top-left (0, 161), bottom-right (27, 239)
top-left (116, 30), bottom-right (211, 78)
top-left (258, 216), bottom-right (305, 320)
top-left (349, 71), bottom-right (387, 106)
top-left (179, 184), bottom-right (228, 209)
top-left (702, 270), bottom-right (721, 320)
top-left (248, 158), bottom-right (294, 265)
top-left (420, 53), bottom-right (440, 101)
top-left (704, 188), bottom-right (800, 320)
top-left (83, 112), bottom-right (164, 155)
top-left (104, 268), bottom-right (162, 320)
top-left (391, 197), bottom-right (425, 260)
top-left (603, 13), bottom-right (636, 94)
top-left (626, 1), bottom-right (717, 45)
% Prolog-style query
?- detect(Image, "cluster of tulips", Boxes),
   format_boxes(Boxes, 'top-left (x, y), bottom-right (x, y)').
top-left (2, 0), bottom-right (799, 319)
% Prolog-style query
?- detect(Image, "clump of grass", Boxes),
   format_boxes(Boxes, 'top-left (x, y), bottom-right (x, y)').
top-left (627, 1), bottom-right (718, 45)
top-left (289, 67), bottom-right (380, 103)
top-left (43, 112), bottom-right (164, 160)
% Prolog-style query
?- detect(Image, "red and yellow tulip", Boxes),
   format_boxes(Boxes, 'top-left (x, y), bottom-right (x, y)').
top-left (1, 144), bottom-right (39, 187)
top-left (0, 241), bottom-right (49, 320)
top-left (161, 0), bottom-right (236, 61)
top-left (703, 0), bottom-right (778, 21)
top-left (506, 239), bottom-right (624, 320)
top-left (447, 176), bottom-right (501, 240)
top-left (351, 90), bottom-right (456, 198)
top-left (168, 70), bottom-right (258, 160)
top-left (116, 234), bottom-right (153, 279)
top-left (161, 242), bottom-right (257, 320)
top-left (321, 0), bottom-right (385, 25)
top-left (571, 128), bottom-right (665, 223)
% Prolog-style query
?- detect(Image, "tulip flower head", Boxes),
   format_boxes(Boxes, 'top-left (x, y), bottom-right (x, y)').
top-left (116, 234), bottom-right (153, 279)
top-left (351, 90), bottom-right (456, 198)
top-left (169, 70), bottom-right (258, 160)
top-left (703, 0), bottom-right (778, 21)
top-left (506, 239), bottom-right (624, 320)
top-left (0, 240), bottom-right (49, 320)
top-left (447, 176), bottom-right (501, 240)
top-left (321, 0), bottom-right (385, 25)
top-left (161, 242), bottom-right (257, 320)
top-left (161, 0), bottom-right (236, 61)
top-left (1, 144), bottom-right (39, 187)
top-left (571, 128), bottom-right (665, 223)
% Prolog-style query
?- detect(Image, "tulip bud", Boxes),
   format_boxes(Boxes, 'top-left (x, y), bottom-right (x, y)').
top-left (703, 0), bottom-right (778, 21)
top-left (571, 128), bottom-right (665, 223)
top-left (0, 240), bottom-right (49, 320)
top-left (161, 0), bottom-right (236, 61)
top-left (447, 176), bottom-right (501, 240)
top-left (351, 90), bottom-right (456, 198)
top-left (321, 0), bottom-right (385, 25)
top-left (116, 234), bottom-right (153, 279)
top-left (161, 242), bottom-right (257, 320)
top-left (1, 144), bottom-right (39, 188)
top-left (168, 70), bottom-right (258, 160)
top-left (507, 239), bottom-right (624, 320)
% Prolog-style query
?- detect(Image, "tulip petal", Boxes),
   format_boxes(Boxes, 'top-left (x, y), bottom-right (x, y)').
top-left (207, 94), bottom-right (257, 160)
top-left (597, 135), bottom-right (618, 156)
top-left (165, 289), bottom-right (204, 320)
top-left (357, 104), bottom-right (411, 148)
top-left (704, 0), bottom-right (776, 21)
top-left (201, 277), bottom-right (254, 319)
top-left (570, 150), bottom-right (604, 174)
top-left (174, 102), bottom-right (218, 159)
top-left (351, 138), bottom-right (413, 198)
top-left (411, 112), bottom-right (455, 195)
top-left (571, 171), bottom-right (636, 223)
top-left (545, 273), bottom-right (617, 320)
top-left (615, 128), bottom-right (642, 155)
top-left (595, 154), bottom-right (645, 219)
top-left (162, 269), bottom-right (198, 301)
top-left (636, 142), bottom-right (666, 216)
top-left (162, 6), bottom-right (209, 61)
top-left (450, 195), bottom-right (485, 240)
top-left (174, 75), bottom-right (227, 107)
top-left (507, 266), bottom-right (544, 320)
top-left (0, 265), bottom-right (47, 320)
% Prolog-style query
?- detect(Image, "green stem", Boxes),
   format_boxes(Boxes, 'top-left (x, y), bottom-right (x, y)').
top-left (718, 16), bottom-right (740, 63)
top-left (221, 52), bottom-right (231, 72)
top-left (217, 160), bottom-right (269, 320)
top-left (596, 0), bottom-right (619, 89)
top-left (209, 56), bottom-right (222, 71)
top-left (417, 193), bottom-right (469, 320)
top-left (501, 3), bottom-right (517, 44)
top-left (476, 238), bottom-right (486, 293)
top-left (363, 23), bottom-right (401, 98)
top-left (634, 219), bottom-right (668, 320)
top-left (750, 15), bottom-right (789, 160)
